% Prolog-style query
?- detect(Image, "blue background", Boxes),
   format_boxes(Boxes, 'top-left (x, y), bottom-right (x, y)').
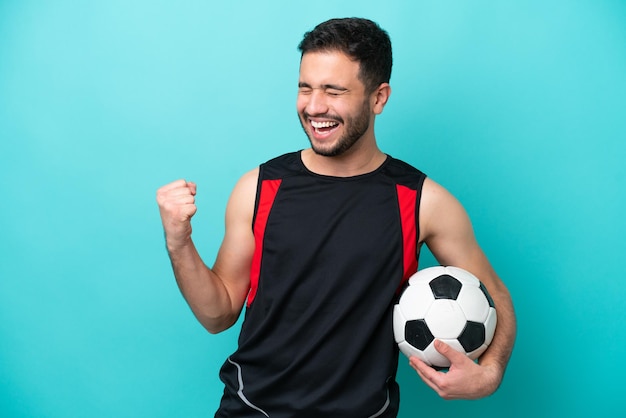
top-left (1, 1), bottom-right (625, 417)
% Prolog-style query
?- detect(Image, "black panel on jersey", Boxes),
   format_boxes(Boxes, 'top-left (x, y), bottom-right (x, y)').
top-left (217, 151), bottom-right (426, 418)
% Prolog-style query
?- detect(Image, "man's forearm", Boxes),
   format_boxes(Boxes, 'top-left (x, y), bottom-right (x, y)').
top-left (167, 240), bottom-right (238, 334)
top-left (479, 283), bottom-right (516, 384)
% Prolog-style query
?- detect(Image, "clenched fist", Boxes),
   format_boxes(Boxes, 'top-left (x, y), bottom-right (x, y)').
top-left (157, 179), bottom-right (198, 251)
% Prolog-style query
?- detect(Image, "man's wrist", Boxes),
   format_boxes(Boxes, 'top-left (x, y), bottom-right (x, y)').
top-left (165, 234), bottom-right (193, 254)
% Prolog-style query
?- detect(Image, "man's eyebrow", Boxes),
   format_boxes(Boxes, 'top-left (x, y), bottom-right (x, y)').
top-left (297, 82), bottom-right (348, 91)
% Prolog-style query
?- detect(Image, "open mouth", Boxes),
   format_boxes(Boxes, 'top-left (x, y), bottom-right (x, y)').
top-left (310, 120), bottom-right (340, 136)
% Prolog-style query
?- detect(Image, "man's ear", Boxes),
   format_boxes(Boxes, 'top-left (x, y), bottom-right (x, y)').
top-left (372, 83), bottom-right (391, 115)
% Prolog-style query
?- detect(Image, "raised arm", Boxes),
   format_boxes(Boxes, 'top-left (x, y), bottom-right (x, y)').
top-left (156, 169), bottom-right (258, 334)
top-left (412, 178), bottom-right (517, 399)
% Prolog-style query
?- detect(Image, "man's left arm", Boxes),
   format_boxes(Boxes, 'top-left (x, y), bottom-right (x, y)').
top-left (412, 178), bottom-right (517, 399)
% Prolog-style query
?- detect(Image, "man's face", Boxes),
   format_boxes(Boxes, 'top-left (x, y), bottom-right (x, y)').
top-left (297, 51), bottom-right (374, 157)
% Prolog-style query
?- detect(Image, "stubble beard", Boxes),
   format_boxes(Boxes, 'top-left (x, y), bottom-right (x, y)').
top-left (299, 100), bottom-right (371, 157)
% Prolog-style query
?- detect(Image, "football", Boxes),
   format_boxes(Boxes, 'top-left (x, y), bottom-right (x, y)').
top-left (393, 266), bottom-right (497, 368)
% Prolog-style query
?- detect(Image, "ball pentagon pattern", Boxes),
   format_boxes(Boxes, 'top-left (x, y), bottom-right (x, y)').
top-left (393, 266), bottom-right (497, 368)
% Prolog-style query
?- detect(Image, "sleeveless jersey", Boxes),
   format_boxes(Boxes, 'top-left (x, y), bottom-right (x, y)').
top-left (216, 151), bottom-right (426, 418)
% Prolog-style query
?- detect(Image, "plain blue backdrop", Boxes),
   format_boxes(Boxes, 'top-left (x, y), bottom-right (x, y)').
top-left (1, 1), bottom-right (625, 417)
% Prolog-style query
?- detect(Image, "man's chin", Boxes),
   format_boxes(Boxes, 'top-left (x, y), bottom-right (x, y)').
top-left (309, 139), bottom-right (343, 157)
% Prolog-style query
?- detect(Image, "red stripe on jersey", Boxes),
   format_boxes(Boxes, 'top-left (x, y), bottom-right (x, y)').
top-left (248, 179), bottom-right (282, 307)
top-left (396, 184), bottom-right (418, 286)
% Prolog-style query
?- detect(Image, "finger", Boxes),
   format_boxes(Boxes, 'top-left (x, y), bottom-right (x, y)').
top-left (157, 180), bottom-right (191, 204)
top-left (186, 181), bottom-right (197, 195)
top-left (409, 357), bottom-right (446, 396)
top-left (178, 203), bottom-right (198, 219)
top-left (168, 194), bottom-right (196, 206)
top-left (158, 182), bottom-right (197, 203)
top-left (162, 201), bottom-right (197, 223)
top-left (164, 186), bottom-right (196, 199)
top-left (158, 179), bottom-right (188, 192)
top-left (409, 356), bottom-right (440, 384)
top-left (434, 340), bottom-right (469, 366)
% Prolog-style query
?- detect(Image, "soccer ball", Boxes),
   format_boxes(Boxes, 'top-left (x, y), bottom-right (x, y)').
top-left (393, 266), bottom-right (497, 368)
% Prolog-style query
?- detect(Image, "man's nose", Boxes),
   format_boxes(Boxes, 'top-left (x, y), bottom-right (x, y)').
top-left (305, 89), bottom-right (329, 116)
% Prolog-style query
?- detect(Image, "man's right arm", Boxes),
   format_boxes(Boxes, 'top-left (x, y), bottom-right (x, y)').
top-left (156, 169), bottom-right (258, 333)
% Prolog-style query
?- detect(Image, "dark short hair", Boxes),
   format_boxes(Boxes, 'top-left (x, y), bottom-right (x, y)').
top-left (298, 17), bottom-right (392, 93)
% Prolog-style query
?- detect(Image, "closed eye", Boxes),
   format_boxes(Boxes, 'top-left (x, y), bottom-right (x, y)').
top-left (326, 89), bottom-right (347, 96)
top-left (298, 82), bottom-right (348, 96)
top-left (298, 82), bottom-right (312, 94)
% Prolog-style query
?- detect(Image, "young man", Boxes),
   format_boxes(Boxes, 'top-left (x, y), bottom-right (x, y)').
top-left (157, 18), bottom-right (516, 418)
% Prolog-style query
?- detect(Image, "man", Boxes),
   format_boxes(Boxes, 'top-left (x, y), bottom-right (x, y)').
top-left (157, 18), bottom-right (516, 417)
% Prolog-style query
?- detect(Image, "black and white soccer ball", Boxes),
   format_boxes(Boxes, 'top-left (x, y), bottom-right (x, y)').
top-left (393, 266), bottom-right (497, 368)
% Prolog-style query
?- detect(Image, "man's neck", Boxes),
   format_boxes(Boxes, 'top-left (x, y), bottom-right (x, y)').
top-left (300, 145), bottom-right (387, 177)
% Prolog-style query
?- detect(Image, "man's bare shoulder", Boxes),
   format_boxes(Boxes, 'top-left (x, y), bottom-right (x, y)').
top-left (237, 167), bottom-right (260, 192)
top-left (420, 177), bottom-right (461, 213)
top-left (419, 177), bottom-right (470, 243)
top-left (225, 167), bottom-right (259, 222)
